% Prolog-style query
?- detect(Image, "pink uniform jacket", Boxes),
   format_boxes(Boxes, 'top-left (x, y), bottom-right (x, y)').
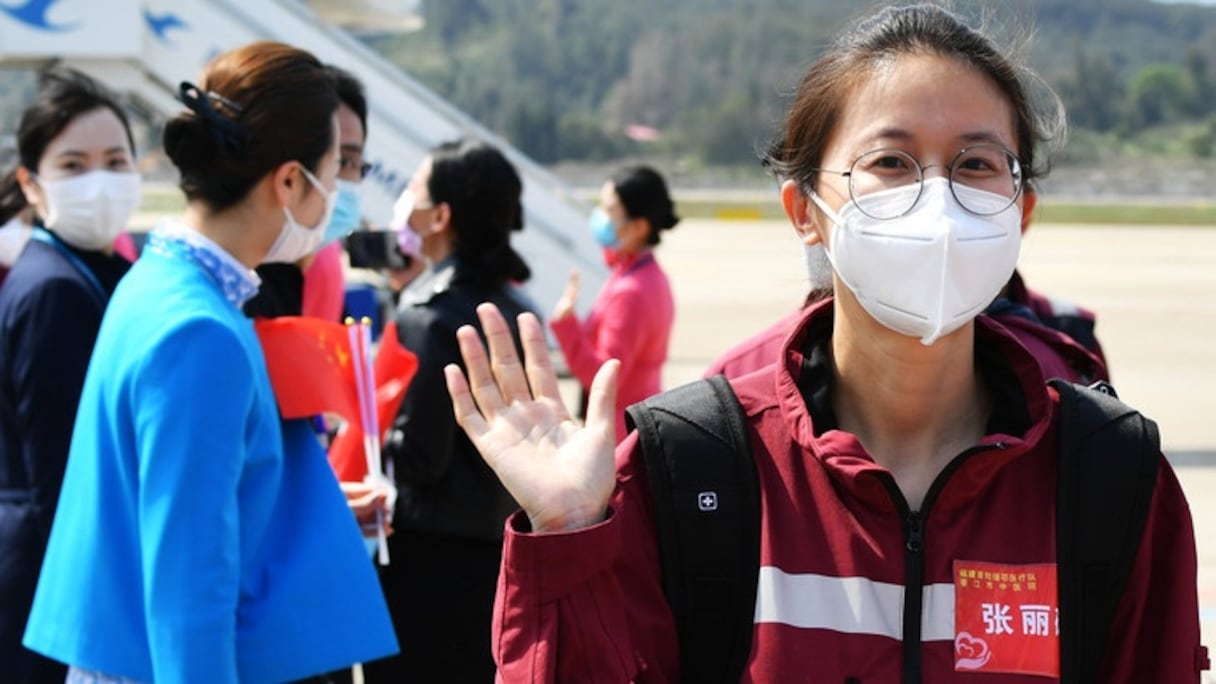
top-left (302, 242), bottom-right (346, 322)
top-left (494, 302), bottom-right (1204, 683)
top-left (550, 251), bottom-right (674, 442)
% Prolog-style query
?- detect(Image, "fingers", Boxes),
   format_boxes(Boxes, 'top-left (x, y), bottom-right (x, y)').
top-left (518, 312), bottom-right (567, 414)
top-left (583, 359), bottom-right (621, 438)
top-left (346, 488), bottom-right (380, 508)
top-left (564, 270), bottom-right (581, 299)
top-left (445, 362), bottom-right (491, 440)
top-left (342, 482), bottom-right (386, 520)
top-left (453, 316), bottom-right (509, 418)
top-left (552, 270), bottom-right (581, 320)
top-left (477, 302), bottom-right (531, 404)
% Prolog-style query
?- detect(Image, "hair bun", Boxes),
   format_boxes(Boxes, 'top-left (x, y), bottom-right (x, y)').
top-left (163, 113), bottom-right (217, 175)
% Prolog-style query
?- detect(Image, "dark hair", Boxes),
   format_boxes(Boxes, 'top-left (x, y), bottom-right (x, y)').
top-left (427, 138), bottom-right (530, 284)
top-left (763, 3), bottom-right (1064, 192)
top-left (2, 68), bottom-right (136, 221)
top-left (0, 174), bottom-right (27, 225)
top-left (611, 165), bottom-right (680, 246)
top-left (163, 41), bottom-right (338, 212)
top-left (325, 65), bottom-right (367, 138)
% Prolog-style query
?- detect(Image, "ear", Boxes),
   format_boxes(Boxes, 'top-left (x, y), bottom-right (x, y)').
top-left (1019, 186), bottom-right (1037, 235)
top-left (15, 166), bottom-right (40, 207)
top-left (429, 201), bottom-right (452, 236)
top-left (780, 179), bottom-right (823, 247)
top-left (270, 161), bottom-right (302, 208)
top-left (620, 216), bottom-right (650, 248)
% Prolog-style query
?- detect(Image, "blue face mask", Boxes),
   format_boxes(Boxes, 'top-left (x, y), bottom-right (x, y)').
top-left (589, 208), bottom-right (619, 249)
top-left (323, 179), bottom-right (362, 245)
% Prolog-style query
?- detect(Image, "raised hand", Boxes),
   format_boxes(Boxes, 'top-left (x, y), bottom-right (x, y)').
top-left (445, 303), bottom-right (619, 533)
top-left (551, 270), bottom-right (581, 321)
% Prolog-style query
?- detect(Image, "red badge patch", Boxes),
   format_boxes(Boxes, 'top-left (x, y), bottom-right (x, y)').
top-left (953, 560), bottom-right (1059, 678)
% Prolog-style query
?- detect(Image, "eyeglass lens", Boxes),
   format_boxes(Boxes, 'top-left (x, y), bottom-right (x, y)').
top-left (847, 144), bottom-right (1022, 219)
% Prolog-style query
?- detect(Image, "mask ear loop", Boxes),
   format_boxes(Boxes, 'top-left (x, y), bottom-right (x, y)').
top-left (803, 188), bottom-right (846, 274)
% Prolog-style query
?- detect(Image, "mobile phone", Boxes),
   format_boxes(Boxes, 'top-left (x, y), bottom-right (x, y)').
top-left (344, 230), bottom-right (410, 271)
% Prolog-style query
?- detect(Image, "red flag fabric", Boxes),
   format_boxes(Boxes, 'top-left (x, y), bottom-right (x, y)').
top-left (254, 317), bottom-right (362, 427)
top-left (327, 320), bottom-right (418, 481)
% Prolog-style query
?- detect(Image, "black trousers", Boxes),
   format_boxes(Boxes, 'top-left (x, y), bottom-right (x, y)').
top-left (361, 528), bottom-right (502, 684)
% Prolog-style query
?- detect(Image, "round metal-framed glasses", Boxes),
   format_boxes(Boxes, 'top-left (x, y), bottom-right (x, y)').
top-left (812, 144), bottom-right (1024, 220)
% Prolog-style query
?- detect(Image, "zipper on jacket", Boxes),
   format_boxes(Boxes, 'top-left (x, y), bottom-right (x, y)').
top-left (902, 510), bottom-right (925, 684)
top-left (880, 442), bottom-right (1007, 684)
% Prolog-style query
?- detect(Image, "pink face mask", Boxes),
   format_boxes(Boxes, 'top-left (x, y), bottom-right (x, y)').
top-left (396, 224), bottom-right (421, 259)
top-left (390, 188), bottom-right (424, 259)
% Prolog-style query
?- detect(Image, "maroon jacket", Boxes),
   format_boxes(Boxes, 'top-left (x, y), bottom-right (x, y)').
top-left (492, 302), bottom-right (1204, 682)
top-left (1004, 271), bottom-right (1106, 368)
top-left (707, 285), bottom-right (1107, 385)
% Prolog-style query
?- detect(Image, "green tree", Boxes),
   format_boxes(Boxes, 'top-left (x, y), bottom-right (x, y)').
top-left (366, 0), bottom-right (1216, 168)
top-left (1061, 46), bottom-right (1124, 132)
top-left (1184, 44), bottom-right (1214, 117)
top-left (1127, 63), bottom-right (1197, 129)
top-left (1189, 116), bottom-right (1216, 159)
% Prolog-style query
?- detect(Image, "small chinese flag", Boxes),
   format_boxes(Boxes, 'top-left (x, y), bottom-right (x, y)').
top-left (255, 316), bottom-right (364, 426)
top-left (328, 320), bottom-right (418, 481)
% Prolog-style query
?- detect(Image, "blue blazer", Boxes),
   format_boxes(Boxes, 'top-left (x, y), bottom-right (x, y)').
top-left (0, 233), bottom-right (127, 680)
top-left (22, 233), bottom-right (397, 683)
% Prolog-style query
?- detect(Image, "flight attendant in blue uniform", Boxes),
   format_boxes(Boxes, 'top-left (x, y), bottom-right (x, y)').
top-left (22, 42), bottom-right (397, 683)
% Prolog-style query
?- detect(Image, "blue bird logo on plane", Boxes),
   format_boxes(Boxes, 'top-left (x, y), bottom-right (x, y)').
top-left (144, 8), bottom-right (187, 44)
top-left (0, 0), bottom-right (78, 32)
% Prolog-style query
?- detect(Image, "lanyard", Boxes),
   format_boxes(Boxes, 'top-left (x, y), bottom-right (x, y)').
top-left (29, 227), bottom-right (108, 306)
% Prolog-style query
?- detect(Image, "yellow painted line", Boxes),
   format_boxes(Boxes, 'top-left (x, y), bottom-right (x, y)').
top-left (713, 207), bottom-right (765, 220)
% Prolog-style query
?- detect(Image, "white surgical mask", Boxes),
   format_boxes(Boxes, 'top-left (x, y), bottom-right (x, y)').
top-left (37, 170), bottom-right (142, 251)
top-left (810, 177), bottom-right (1022, 345)
top-left (263, 165), bottom-right (337, 264)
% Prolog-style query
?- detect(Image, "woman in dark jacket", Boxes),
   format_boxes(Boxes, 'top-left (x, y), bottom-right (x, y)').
top-left (362, 138), bottom-right (536, 682)
top-left (0, 69), bottom-right (139, 683)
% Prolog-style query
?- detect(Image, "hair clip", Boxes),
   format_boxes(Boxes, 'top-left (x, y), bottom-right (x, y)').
top-left (205, 89), bottom-right (244, 115)
top-left (176, 81), bottom-right (249, 159)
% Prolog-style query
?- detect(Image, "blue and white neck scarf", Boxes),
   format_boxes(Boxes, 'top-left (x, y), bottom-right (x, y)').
top-left (146, 220), bottom-right (261, 308)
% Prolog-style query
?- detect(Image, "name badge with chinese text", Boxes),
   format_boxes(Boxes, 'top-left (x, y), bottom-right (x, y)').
top-left (953, 560), bottom-right (1059, 677)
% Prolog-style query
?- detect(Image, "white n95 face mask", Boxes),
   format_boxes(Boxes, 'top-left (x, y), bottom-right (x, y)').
top-left (802, 242), bottom-right (833, 292)
top-left (39, 170), bottom-right (142, 251)
top-left (263, 165), bottom-right (337, 264)
top-left (810, 177), bottom-right (1022, 345)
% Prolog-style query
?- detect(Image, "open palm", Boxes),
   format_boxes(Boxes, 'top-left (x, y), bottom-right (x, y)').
top-left (445, 304), bottom-right (619, 533)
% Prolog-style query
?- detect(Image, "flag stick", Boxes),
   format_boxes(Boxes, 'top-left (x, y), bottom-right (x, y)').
top-left (360, 318), bottom-right (390, 566)
top-left (346, 317), bottom-right (390, 564)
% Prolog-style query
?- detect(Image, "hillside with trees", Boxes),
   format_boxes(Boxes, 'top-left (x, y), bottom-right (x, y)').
top-left (361, 0), bottom-right (1216, 183)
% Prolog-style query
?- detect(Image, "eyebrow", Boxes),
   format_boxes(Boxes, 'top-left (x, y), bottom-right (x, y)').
top-left (340, 144), bottom-right (364, 154)
top-left (957, 131), bottom-right (1010, 146)
top-left (54, 147), bottom-right (130, 158)
top-left (861, 127), bottom-right (1012, 148)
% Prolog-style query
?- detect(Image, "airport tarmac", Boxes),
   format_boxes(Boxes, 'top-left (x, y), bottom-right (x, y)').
top-left (651, 218), bottom-right (1216, 676)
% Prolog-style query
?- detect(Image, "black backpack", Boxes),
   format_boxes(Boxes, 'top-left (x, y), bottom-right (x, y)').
top-left (625, 375), bottom-right (1159, 684)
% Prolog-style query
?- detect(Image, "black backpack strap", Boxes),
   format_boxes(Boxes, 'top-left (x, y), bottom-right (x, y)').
top-left (625, 375), bottom-right (760, 684)
top-left (1051, 379), bottom-right (1160, 684)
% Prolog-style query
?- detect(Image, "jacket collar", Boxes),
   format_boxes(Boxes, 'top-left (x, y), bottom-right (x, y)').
top-left (767, 298), bottom-right (1053, 513)
top-left (146, 220), bottom-right (261, 308)
top-left (606, 249), bottom-right (655, 273)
